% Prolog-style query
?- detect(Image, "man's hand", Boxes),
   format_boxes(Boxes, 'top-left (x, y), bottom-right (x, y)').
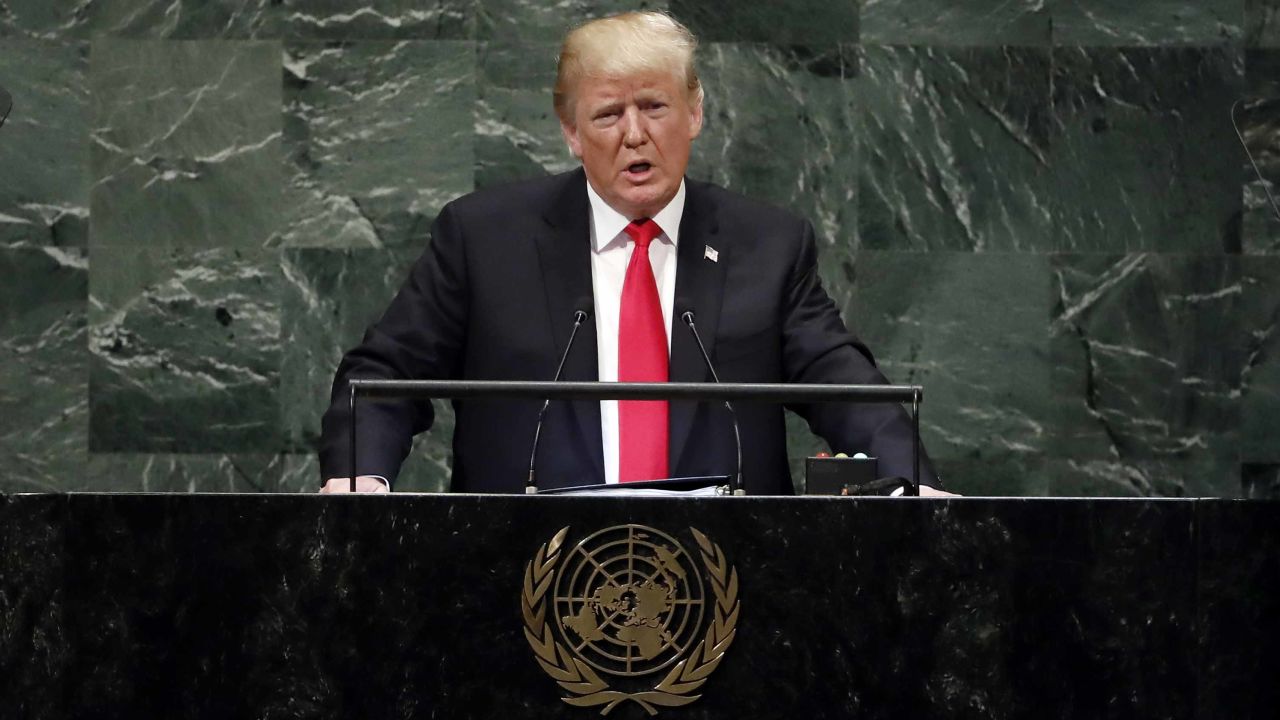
top-left (887, 484), bottom-right (961, 497)
top-left (917, 485), bottom-right (959, 497)
top-left (320, 476), bottom-right (390, 493)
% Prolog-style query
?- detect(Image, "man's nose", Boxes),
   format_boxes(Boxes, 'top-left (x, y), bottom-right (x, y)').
top-left (622, 107), bottom-right (647, 147)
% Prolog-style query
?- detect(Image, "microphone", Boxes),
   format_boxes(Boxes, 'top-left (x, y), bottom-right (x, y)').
top-left (526, 297), bottom-right (593, 493)
top-left (0, 85), bottom-right (12, 130)
top-left (678, 303), bottom-right (745, 496)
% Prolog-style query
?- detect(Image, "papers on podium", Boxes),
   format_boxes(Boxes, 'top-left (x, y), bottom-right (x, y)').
top-left (537, 476), bottom-right (730, 497)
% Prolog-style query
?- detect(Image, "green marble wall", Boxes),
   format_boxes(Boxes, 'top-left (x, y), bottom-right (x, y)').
top-left (1, 1), bottom-right (1277, 496)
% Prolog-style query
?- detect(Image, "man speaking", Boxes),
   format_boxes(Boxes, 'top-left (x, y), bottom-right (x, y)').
top-left (319, 11), bottom-right (944, 494)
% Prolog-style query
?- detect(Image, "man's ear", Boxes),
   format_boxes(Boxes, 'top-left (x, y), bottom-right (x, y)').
top-left (688, 96), bottom-right (704, 141)
top-left (560, 116), bottom-right (583, 158)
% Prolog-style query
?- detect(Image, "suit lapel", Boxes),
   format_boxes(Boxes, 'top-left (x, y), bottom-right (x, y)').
top-left (535, 169), bottom-right (604, 482)
top-left (669, 179), bottom-right (726, 473)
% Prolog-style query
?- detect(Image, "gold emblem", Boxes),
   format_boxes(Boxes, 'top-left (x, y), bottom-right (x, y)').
top-left (522, 525), bottom-right (740, 715)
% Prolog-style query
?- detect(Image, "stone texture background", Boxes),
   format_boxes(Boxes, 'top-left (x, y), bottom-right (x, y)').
top-left (1, 0), bottom-right (1277, 496)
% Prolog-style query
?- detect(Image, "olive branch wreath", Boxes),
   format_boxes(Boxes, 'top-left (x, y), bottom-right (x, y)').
top-left (521, 526), bottom-right (740, 716)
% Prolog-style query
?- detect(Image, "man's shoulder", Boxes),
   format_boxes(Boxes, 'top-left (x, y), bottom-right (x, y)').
top-left (445, 168), bottom-right (584, 219)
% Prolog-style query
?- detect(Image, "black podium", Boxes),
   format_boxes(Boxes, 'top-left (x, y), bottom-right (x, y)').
top-left (1, 493), bottom-right (1277, 719)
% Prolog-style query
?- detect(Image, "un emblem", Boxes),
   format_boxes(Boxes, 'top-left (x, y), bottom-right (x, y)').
top-left (522, 525), bottom-right (740, 715)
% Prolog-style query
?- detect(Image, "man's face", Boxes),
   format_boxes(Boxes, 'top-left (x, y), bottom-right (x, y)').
top-left (560, 70), bottom-right (703, 220)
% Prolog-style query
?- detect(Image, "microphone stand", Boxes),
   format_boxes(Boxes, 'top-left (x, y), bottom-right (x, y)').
top-left (680, 311), bottom-right (745, 496)
top-left (527, 309), bottom-right (590, 493)
top-left (0, 84), bottom-right (12, 130)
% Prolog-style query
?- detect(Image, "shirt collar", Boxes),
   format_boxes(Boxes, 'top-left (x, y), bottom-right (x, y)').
top-left (586, 179), bottom-right (686, 253)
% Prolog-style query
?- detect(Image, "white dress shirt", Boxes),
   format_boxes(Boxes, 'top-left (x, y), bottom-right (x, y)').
top-left (586, 180), bottom-right (685, 485)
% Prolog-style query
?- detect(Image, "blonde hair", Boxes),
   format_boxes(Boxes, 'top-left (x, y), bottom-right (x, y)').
top-left (554, 11), bottom-right (704, 122)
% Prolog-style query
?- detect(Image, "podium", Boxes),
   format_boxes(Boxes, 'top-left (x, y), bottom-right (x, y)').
top-left (1, 493), bottom-right (1277, 719)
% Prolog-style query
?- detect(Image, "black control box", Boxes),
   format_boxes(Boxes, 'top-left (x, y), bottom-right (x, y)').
top-left (804, 456), bottom-right (879, 495)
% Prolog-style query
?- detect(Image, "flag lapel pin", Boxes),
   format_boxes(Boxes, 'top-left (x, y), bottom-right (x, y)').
top-left (704, 245), bottom-right (719, 262)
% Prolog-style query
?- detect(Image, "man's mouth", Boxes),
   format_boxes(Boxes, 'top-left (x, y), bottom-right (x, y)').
top-left (625, 162), bottom-right (652, 176)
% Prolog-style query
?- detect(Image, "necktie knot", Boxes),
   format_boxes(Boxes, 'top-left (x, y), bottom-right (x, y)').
top-left (624, 218), bottom-right (663, 249)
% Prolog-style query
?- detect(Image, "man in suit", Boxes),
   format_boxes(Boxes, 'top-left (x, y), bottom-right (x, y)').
top-left (319, 11), bottom-right (945, 495)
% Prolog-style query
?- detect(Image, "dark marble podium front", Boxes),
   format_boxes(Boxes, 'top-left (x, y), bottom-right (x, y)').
top-left (0, 494), bottom-right (1276, 720)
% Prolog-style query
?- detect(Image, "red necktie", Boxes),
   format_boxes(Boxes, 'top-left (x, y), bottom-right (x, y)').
top-left (618, 218), bottom-right (669, 482)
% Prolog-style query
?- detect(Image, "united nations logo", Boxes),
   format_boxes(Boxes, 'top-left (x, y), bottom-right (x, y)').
top-left (522, 525), bottom-right (740, 715)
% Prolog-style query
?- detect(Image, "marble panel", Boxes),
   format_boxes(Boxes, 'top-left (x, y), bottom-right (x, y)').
top-left (279, 247), bottom-right (451, 491)
top-left (1241, 257), bottom-right (1280, 462)
top-left (0, 0), bottom-right (62, 38)
top-left (1240, 462), bottom-right (1280, 497)
top-left (784, 409), bottom-right (824, 493)
top-left (78, 452), bottom-right (303, 492)
top-left (0, 0), bottom-right (88, 39)
top-left (0, 39), bottom-right (89, 248)
top-left (474, 41), bottom-right (577, 189)
top-left (1248, 0), bottom-right (1280, 46)
top-left (1046, 456), bottom-right (1239, 497)
top-left (1242, 159), bottom-right (1279, 262)
top-left (691, 44), bottom-right (858, 258)
top-left (477, 0), bottom-right (667, 43)
top-left (1050, 47), bottom-right (1244, 252)
top-left (1049, 254), bottom-right (1242, 496)
top-left (669, 0), bottom-right (858, 44)
top-left (856, 46), bottom-right (1054, 251)
top-left (278, 451), bottom-right (320, 490)
top-left (1239, 53), bottom-right (1280, 253)
top-left (847, 252), bottom-right (1051, 464)
top-left (88, 247), bottom-right (281, 452)
top-left (0, 0), bottom-right (270, 39)
top-left (0, 247), bottom-right (87, 494)
top-left (0, 495), bottom-right (66, 720)
top-left (1247, 47), bottom-right (1280, 97)
top-left (262, 0), bottom-right (475, 40)
top-left (1196, 500), bottom-right (1280, 717)
top-left (86, 0), bottom-right (272, 38)
top-left (89, 39), bottom-right (281, 249)
top-left (935, 455), bottom-right (1049, 497)
top-left (277, 41), bottom-right (475, 248)
top-left (860, 0), bottom-right (1050, 46)
top-left (1, 0), bottom-right (479, 40)
top-left (1053, 0), bottom-right (1244, 46)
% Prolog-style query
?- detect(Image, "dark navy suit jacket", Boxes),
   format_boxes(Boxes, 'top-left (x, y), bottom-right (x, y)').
top-left (320, 168), bottom-right (939, 493)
